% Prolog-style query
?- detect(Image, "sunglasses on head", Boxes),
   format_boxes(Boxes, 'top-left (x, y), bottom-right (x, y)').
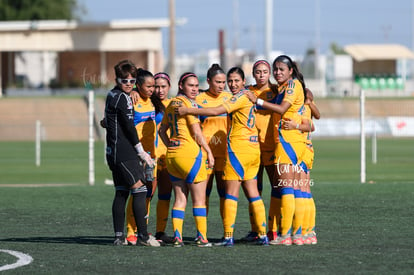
top-left (117, 78), bottom-right (136, 85)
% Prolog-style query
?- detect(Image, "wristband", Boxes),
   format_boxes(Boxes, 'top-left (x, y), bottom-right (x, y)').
top-left (256, 98), bottom-right (264, 106)
top-left (134, 142), bottom-right (144, 154)
top-left (296, 123), bottom-right (300, 129)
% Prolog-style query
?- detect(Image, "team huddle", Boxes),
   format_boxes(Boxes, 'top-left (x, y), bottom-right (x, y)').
top-left (103, 55), bottom-right (320, 247)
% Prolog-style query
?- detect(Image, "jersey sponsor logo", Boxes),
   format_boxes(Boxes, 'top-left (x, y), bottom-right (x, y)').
top-left (249, 135), bottom-right (258, 142)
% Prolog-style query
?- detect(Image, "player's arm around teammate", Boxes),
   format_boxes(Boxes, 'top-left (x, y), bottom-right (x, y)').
top-left (176, 67), bottom-right (269, 246)
top-left (159, 72), bottom-right (214, 247)
top-left (245, 55), bottom-right (308, 246)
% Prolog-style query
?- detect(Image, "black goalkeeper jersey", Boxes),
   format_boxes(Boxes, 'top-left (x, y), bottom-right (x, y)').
top-left (104, 86), bottom-right (140, 166)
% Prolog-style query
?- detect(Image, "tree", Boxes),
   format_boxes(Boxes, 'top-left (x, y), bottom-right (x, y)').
top-left (329, 42), bottom-right (346, 55)
top-left (0, 0), bottom-right (84, 21)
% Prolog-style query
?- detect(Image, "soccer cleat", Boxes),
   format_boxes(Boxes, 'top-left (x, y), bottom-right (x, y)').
top-left (269, 234), bottom-right (292, 246)
top-left (304, 232), bottom-right (317, 245)
top-left (240, 231), bottom-right (258, 242)
top-left (138, 234), bottom-right (161, 247)
top-left (173, 237), bottom-right (184, 248)
top-left (126, 234), bottom-right (137, 245)
top-left (214, 237), bottom-right (234, 247)
top-left (113, 236), bottom-right (127, 246)
top-left (155, 232), bottom-right (174, 244)
top-left (195, 237), bottom-right (213, 247)
top-left (292, 234), bottom-right (304, 245)
top-left (256, 235), bottom-right (269, 246)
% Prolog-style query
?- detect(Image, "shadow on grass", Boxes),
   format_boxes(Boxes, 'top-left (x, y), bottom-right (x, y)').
top-left (0, 236), bottom-right (113, 245)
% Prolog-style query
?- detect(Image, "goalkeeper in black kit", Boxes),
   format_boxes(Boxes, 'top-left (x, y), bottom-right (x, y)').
top-left (103, 59), bottom-right (159, 247)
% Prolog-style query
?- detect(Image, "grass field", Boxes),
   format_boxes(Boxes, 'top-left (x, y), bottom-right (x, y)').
top-left (0, 139), bottom-right (413, 274)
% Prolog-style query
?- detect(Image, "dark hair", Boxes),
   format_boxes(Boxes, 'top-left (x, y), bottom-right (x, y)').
top-left (114, 60), bottom-right (137, 79)
top-left (150, 92), bottom-right (165, 114)
top-left (207, 63), bottom-right (225, 80)
top-left (227, 66), bottom-right (245, 80)
top-left (136, 68), bottom-right (153, 87)
top-left (154, 72), bottom-right (171, 86)
top-left (178, 72), bottom-right (198, 94)
top-left (273, 55), bottom-right (306, 102)
top-left (136, 68), bottom-right (164, 114)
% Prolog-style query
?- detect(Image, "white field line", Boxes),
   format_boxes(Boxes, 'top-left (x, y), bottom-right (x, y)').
top-left (0, 250), bottom-right (33, 271)
top-left (0, 183), bottom-right (83, 187)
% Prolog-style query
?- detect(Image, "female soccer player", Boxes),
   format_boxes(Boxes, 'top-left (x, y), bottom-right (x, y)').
top-left (159, 72), bottom-right (214, 247)
top-left (282, 88), bottom-right (320, 245)
top-left (196, 64), bottom-right (231, 219)
top-left (241, 60), bottom-right (278, 242)
top-left (125, 68), bottom-right (158, 245)
top-left (245, 55), bottom-right (307, 246)
top-left (176, 67), bottom-right (269, 247)
top-left (103, 60), bottom-right (159, 247)
top-left (152, 72), bottom-right (174, 243)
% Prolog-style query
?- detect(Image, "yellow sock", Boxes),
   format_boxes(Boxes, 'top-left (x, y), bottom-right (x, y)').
top-left (309, 196), bottom-right (316, 233)
top-left (249, 203), bottom-right (258, 233)
top-left (301, 192), bottom-right (311, 236)
top-left (193, 206), bottom-right (207, 241)
top-left (280, 188), bottom-right (295, 236)
top-left (223, 195), bottom-right (238, 238)
top-left (268, 188), bottom-right (280, 234)
top-left (249, 197), bottom-right (267, 236)
top-left (171, 207), bottom-right (185, 240)
top-left (292, 189), bottom-right (305, 236)
top-left (126, 197), bottom-right (137, 237)
top-left (156, 199), bottom-right (170, 233)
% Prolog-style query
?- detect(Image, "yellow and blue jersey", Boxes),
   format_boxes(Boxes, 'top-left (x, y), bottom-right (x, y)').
top-left (276, 79), bottom-right (305, 144)
top-left (223, 91), bottom-right (259, 154)
top-left (196, 90), bottom-right (231, 158)
top-left (133, 97), bottom-right (156, 158)
top-left (161, 95), bottom-right (201, 158)
top-left (222, 91), bottom-right (260, 180)
top-left (155, 98), bottom-right (171, 161)
top-left (302, 104), bottom-right (313, 145)
top-left (249, 85), bottom-right (277, 153)
top-left (162, 95), bottom-right (206, 183)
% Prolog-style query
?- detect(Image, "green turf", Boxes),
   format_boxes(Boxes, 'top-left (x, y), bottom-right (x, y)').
top-left (0, 139), bottom-right (413, 274)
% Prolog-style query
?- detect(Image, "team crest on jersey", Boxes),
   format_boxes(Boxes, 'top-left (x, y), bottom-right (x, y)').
top-left (171, 100), bottom-right (182, 107)
top-left (202, 99), bottom-right (208, 104)
top-left (287, 89), bottom-right (294, 95)
top-left (266, 92), bottom-right (273, 100)
top-left (230, 96), bottom-right (237, 103)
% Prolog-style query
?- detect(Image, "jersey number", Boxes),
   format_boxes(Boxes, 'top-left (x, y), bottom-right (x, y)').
top-left (168, 113), bottom-right (179, 136)
top-left (247, 106), bottom-right (255, 128)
